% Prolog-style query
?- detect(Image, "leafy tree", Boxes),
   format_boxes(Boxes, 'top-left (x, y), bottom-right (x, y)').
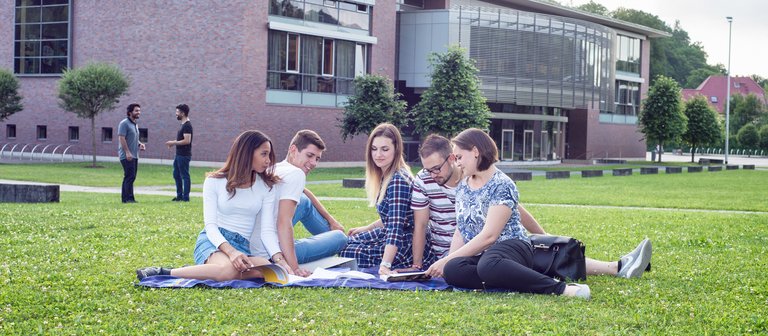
top-left (639, 75), bottom-right (687, 162)
top-left (736, 124), bottom-right (759, 155)
top-left (729, 93), bottom-right (765, 134)
top-left (576, 1), bottom-right (608, 15)
top-left (58, 63), bottom-right (130, 167)
top-left (682, 95), bottom-right (721, 162)
top-left (338, 74), bottom-right (406, 141)
top-left (758, 125), bottom-right (768, 151)
top-left (0, 69), bottom-right (23, 122)
top-left (410, 45), bottom-right (491, 137)
top-left (685, 65), bottom-right (726, 89)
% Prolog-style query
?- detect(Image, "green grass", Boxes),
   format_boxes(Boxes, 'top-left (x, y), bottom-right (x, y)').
top-left (0, 162), bottom-right (213, 187)
top-left (1, 166), bottom-right (767, 334)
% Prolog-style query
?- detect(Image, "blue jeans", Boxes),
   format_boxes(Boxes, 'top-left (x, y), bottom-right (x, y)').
top-left (173, 155), bottom-right (191, 200)
top-left (292, 194), bottom-right (348, 264)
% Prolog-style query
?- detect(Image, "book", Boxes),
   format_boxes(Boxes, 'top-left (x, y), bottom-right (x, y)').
top-left (244, 264), bottom-right (307, 285)
top-left (299, 256), bottom-right (358, 272)
top-left (307, 268), bottom-right (376, 280)
top-left (379, 271), bottom-right (431, 282)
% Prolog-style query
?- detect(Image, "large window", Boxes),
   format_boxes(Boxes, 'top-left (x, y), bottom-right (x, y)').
top-left (614, 80), bottom-right (640, 116)
top-left (270, 0), bottom-right (370, 31)
top-left (14, 0), bottom-right (70, 75)
top-left (616, 35), bottom-right (640, 74)
top-left (268, 30), bottom-right (367, 95)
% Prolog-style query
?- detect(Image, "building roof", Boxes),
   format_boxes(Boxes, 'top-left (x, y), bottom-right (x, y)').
top-left (682, 76), bottom-right (767, 113)
top-left (491, 0), bottom-right (671, 38)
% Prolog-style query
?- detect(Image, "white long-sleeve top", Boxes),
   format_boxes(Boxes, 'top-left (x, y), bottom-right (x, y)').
top-left (202, 175), bottom-right (279, 259)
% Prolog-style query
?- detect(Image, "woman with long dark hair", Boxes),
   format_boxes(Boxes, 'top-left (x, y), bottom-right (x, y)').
top-left (137, 130), bottom-right (285, 281)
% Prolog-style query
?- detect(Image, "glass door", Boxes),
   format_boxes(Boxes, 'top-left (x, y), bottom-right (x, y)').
top-left (501, 130), bottom-right (514, 160)
top-left (523, 130), bottom-right (534, 161)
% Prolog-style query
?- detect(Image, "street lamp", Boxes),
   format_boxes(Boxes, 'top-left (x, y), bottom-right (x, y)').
top-left (725, 16), bottom-right (733, 164)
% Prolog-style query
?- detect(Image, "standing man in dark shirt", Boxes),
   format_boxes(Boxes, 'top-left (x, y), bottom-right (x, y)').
top-left (165, 104), bottom-right (193, 202)
top-left (118, 103), bottom-right (146, 203)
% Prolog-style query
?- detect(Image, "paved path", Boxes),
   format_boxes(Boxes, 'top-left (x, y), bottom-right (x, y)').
top-left (3, 178), bottom-right (766, 215)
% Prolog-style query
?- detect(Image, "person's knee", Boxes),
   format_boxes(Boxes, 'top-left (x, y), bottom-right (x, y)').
top-left (329, 230), bottom-right (348, 249)
top-left (442, 258), bottom-right (465, 284)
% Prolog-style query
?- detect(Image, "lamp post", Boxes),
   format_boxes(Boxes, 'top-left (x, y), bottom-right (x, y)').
top-left (725, 16), bottom-right (733, 164)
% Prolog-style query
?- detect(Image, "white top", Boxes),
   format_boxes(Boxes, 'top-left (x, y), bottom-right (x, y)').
top-left (203, 175), bottom-right (279, 258)
top-left (274, 160), bottom-right (306, 202)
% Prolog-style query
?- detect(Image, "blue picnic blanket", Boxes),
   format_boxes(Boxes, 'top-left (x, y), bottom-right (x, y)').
top-left (136, 267), bottom-right (452, 291)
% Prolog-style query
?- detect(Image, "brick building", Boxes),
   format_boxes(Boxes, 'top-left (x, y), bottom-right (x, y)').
top-left (1, 0), bottom-right (667, 163)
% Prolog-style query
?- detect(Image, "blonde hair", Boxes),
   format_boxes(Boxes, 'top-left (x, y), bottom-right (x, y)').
top-left (364, 123), bottom-right (411, 206)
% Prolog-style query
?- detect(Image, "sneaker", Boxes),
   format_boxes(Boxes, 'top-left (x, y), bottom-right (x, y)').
top-left (136, 267), bottom-right (162, 280)
top-left (172, 197), bottom-right (181, 202)
top-left (618, 238), bottom-right (652, 278)
top-left (566, 283), bottom-right (591, 300)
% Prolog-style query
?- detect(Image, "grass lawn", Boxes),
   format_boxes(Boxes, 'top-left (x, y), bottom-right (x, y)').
top-left (1, 166), bottom-right (767, 333)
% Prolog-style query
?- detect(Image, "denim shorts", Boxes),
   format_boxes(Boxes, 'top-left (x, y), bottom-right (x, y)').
top-left (193, 227), bottom-right (252, 265)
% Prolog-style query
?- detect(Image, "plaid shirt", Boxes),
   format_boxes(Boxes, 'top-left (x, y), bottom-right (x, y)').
top-left (340, 169), bottom-right (433, 268)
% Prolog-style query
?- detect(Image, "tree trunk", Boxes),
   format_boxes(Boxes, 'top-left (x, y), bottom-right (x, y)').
top-left (91, 117), bottom-right (97, 167)
top-left (657, 142), bottom-right (662, 163)
top-left (690, 144), bottom-right (695, 163)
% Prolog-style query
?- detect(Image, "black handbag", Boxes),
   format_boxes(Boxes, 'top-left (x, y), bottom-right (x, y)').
top-left (529, 234), bottom-right (587, 281)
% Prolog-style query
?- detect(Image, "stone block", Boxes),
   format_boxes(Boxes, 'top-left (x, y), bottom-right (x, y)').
top-left (545, 171), bottom-right (570, 179)
top-left (581, 170), bottom-right (603, 178)
top-left (726, 165), bottom-right (739, 170)
top-left (708, 166), bottom-right (722, 172)
top-left (687, 166), bottom-right (703, 173)
top-left (665, 167), bottom-right (682, 174)
top-left (612, 168), bottom-right (632, 176)
top-left (508, 172), bottom-right (532, 181)
top-left (640, 167), bottom-right (658, 175)
top-left (0, 183), bottom-right (59, 203)
top-left (743, 165), bottom-right (755, 170)
top-left (342, 178), bottom-right (365, 188)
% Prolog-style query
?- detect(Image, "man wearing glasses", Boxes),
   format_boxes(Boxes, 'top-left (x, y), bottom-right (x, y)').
top-left (409, 134), bottom-right (652, 278)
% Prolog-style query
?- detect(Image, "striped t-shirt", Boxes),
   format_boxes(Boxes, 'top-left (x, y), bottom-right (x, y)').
top-left (411, 170), bottom-right (457, 259)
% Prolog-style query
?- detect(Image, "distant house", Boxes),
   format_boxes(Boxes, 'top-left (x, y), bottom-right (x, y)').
top-left (682, 76), bottom-right (767, 114)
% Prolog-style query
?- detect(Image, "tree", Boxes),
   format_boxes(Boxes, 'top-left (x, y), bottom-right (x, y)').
top-left (0, 69), bottom-right (23, 122)
top-left (729, 93), bottom-right (765, 134)
top-left (685, 65), bottom-right (726, 89)
top-left (682, 95), bottom-right (721, 162)
top-left (338, 74), bottom-right (406, 141)
top-left (410, 45), bottom-right (492, 137)
top-left (737, 124), bottom-right (759, 155)
top-left (639, 75), bottom-right (687, 162)
top-left (758, 125), bottom-right (768, 152)
top-left (576, 1), bottom-right (608, 15)
top-left (58, 63), bottom-right (130, 167)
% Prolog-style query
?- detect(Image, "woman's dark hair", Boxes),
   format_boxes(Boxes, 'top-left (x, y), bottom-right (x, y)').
top-left (452, 128), bottom-right (498, 172)
top-left (208, 130), bottom-right (278, 197)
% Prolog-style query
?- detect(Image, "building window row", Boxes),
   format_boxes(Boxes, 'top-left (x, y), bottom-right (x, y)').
top-left (14, 0), bottom-right (70, 75)
top-left (4, 124), bottom-right (149, 143)
top-left (616, 35), bottom-right (640, 75)
top-left (269, 0), bottom-right (371, 31)
top-left (267, 30), bottom-right (368, 95)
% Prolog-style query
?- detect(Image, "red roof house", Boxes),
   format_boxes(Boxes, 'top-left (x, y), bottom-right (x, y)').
top-left (682, 76), bottom-right (766, 114)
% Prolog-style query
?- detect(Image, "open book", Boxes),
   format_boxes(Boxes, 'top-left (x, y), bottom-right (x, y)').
top-left (244, 264), bottom-right (307, 285)
top-left (379, 271), bottom-right (431, 282)
top-left (307, 268), bottom-right (376, 280)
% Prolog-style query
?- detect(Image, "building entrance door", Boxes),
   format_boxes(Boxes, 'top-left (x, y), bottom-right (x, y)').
top-left (523, 130), bottom-right (534, 160)
top-left (501, 130), bottom-right (514, 160)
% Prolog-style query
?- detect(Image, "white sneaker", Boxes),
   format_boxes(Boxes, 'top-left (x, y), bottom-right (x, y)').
top-left (618, 238), bottom-right (652, 278)
top-left (566, 283), bottom-right (591, 300)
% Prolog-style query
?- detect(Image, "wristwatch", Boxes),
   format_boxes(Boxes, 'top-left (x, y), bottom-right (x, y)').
top-left (380, 261), bottom-right (392, 269)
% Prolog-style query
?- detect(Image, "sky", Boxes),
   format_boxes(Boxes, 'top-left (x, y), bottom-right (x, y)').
top-left (567, 0), bottom-right (768, 78)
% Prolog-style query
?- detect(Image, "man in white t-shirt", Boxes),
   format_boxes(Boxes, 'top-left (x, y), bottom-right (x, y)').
top-left (411, 134), bottom-right (652, 278)
top-left (267, 130), bottom-right (348, 276)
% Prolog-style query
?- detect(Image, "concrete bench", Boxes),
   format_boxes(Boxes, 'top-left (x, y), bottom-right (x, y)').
top-left (508, 172), bottom-right (533, 181)
top-left (665, 167), bottom-right (682, 174)
top-left (0, 183), bottom-right (59, 203)
top-left (708, 166), bottom-right (722, 172)
top-left (342, 178), bottom-right (365, 188)
top-left (612, 168), bottom-right (632, 176)
top-left (743, 164), bottom-right (755, 170)
top-left (726, 165), bottom-right (739, 170)
top-left (698, 158), bottom-right (724, 165)
top-left (545, 171), bottom-right (570, 179)
top-left (640, 167), bottom-right (658, 175)
top-left (581, 170), bottom-right (603, 178)
top-left (595, 159), bottom-right (627, 164)
top-left (687, 166), bottom-right (703, 173)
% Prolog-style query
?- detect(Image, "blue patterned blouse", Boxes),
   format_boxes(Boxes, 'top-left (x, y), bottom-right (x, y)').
top-left (455, 168), bottom-right (530, 245)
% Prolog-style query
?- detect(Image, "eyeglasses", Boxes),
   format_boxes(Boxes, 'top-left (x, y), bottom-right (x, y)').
top-left (423, 156), bottom-right (450, 174)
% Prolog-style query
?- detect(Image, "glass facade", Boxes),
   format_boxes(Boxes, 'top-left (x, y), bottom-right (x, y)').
top-left (269, 0), bottom-right (370, 31)
top-left (267, 30), bottom-right (367, 96)
top-left (614, 80), bottom-right (640, 116)
top-left (616, 35), bottom-right (641, 75)
top-left (14, 0), bottom-right (70, 75)
top-left (487, 105), bottom-right (564, 161)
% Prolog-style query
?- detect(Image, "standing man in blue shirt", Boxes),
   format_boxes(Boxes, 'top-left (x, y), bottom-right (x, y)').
top-left (118, 103), bottom-right (145, 203)
top-left (165, 104), bottom-right (193, 202)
